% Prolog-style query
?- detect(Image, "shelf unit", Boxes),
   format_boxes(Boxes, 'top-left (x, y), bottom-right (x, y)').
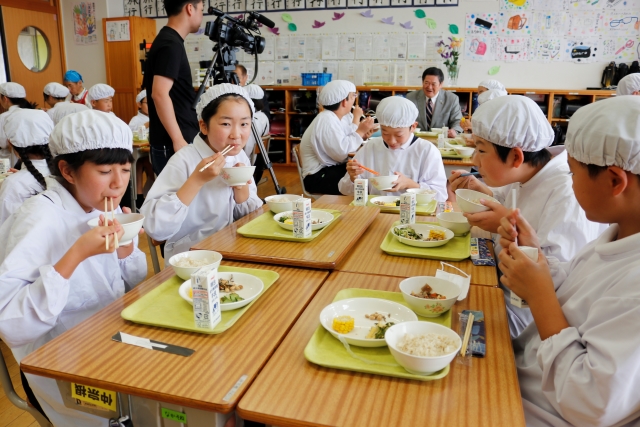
top-left (263, 86), bottom-right (617, 167)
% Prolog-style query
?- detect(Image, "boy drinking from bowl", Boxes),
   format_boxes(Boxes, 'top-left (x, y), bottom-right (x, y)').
top-left (448, 95), bottom-right (605, 338)
top-left (338, 96), bottom-right (447, 201)
top-left (497, 96), bottom-right (640, 427)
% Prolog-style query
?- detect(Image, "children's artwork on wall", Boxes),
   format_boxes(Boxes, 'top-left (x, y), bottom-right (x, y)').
top-left (566, 11), bottom-right (601, 36)
top-left (533, 11), bottom-right (569, 36)
top-left (498, 11), bottom-right (533, 36)
top-left (73, 2), bottom-right (97, 45)
top-left (564, 0), bottom-right (606, 11)
top-left (600, 11), bottom-right (639, 34)
top-left (564, 37), bottom-right (599, 63)
top-left (464, 36), bottom-right (498, 61)
top-left (603, 0), bottom-right (637, 9)
top-left (498, 37), bottom-right (531, 61)
top-left (532, 0), bottom-right (565, 10)
top-left (499, 0), bottom-right (532, 11)
top-left (600, 37), bottom-right (618, 60)
top-left (465, 13), bottom-right (498, 37)
top-left (530, 37), bottom-right (563, 62)
top-left (610, 37), bottom-right (639, 61)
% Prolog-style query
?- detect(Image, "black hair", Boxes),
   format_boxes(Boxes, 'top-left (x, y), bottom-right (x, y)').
top-left (13, 145), bottom-right (52, 190)
top-left (163, 0), bottom-right (202, 17)
top-left (422, 67), bottom-right (444, 83)
top-left (252, 97), bottom-right (264, 111)
top-left (584, 163), bottom-right (640, 184)
top-left (235, 64), bottom-right (247, 76)
top-left (52, 148), bottom-right (134, 179)
top-left (322, 99), bottom-right (347, 111)
top-left (3, 96), bottom-right (37, 109)
top-left (43, 93), bottom-right (66, 102)
top-left (200, 93), bottom-right (254, 124)
top-left (493, 144), bottom-right (552, 168)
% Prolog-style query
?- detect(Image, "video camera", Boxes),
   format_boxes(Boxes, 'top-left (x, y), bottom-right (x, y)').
top-left (204, 8), bottom-right (274, 55)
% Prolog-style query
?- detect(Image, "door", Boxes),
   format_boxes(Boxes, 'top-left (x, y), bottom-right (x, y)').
top-left (2, 6), bottom-right (64, 104)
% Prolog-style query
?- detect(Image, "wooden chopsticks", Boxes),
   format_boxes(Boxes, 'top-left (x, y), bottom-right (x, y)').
top-left (199, 145), bottom-right (233, 172)
top-left (460, 313), bottom-right (474, 357)
top-left (104, 197), bottom-right (119, 250)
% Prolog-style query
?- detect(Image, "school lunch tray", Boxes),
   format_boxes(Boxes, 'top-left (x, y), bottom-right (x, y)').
top-left (236, 209), bottom-right (342, 243)
top-left (380, 221), bottom-right (471, 262)
top-left (439, 148), bottom-right (471, 160)
top-left (304, 288), bottom-right (452, 381)
top-left (121, 266), bottom-right (279, 334)
top-left (350, 195), bottom-right (437, 214)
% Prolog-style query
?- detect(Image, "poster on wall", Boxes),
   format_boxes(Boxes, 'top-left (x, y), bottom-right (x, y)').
top-left (106, 20), bottom-right (131, 42)
top-left (73, 2), bottom-right (98, 45)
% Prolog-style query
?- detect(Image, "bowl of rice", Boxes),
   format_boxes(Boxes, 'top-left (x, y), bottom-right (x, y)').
top-left (265, 194), bottom-right (302, 214)
top-left (455, 189), bottom-right (501, 214)
top-left (168, 250), bottom-right (223, 280)
top-left (385, 321), bottom-right (461, 375)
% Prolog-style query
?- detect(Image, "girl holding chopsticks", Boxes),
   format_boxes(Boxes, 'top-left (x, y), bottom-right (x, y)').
top-left (141, 83), bottom-right (262, 260)
top-left (0, 110), bottom-right (147, 426)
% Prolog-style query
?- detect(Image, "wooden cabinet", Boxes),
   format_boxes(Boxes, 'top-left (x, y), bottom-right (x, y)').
top-left (102, 16), bottom-right (155, 123)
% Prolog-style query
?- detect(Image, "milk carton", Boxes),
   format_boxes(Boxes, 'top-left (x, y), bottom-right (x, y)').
top-left (400, 192), bottom-right (416, 225)
top-left (509, 246), bottom-right (539, 308)
top-left (353, 178), bottom-right (368, 206)
top-left (191, 266), bottom-right (221, 330)
top-left (293, 197), bottom-right (312, 238)
top-left (0, 159), bottom-right (10, 175)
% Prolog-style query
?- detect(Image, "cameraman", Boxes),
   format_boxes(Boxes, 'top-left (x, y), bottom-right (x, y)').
top-left (145, 0), bottom-right (204, 175)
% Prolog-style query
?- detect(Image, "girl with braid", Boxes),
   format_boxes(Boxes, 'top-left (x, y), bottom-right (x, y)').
top-left (0, 109), bottom-right (54, 225)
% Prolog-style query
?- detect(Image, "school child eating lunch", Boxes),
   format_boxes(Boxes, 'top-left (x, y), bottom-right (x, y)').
top-left (497, 95), bottom-right (640, 427)
top-left (42, 82), bottom-right (70, 120)
top-left (338, 95), bottom-right (447, 201)
top-left (0, 109), bottom-right (147, 426)
top-left (87, 83), bottom-right (115, 113)
top-left (448, 95), bottom-right (605, 338)
top-left (141, 83), bottom-right (262, 260)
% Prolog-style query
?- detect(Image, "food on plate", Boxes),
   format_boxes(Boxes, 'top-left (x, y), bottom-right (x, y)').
top-left (278, 215), bottom-right (294, 225)
top-left (366, 320), bottom-right (395, 339)
top-left (396, 333), bottom-right (459, 357)
top-left (365, 312), bottom-right (387, 321)
top-left (174, 256), bottom-right (214, 268)
top-left (427, 229), bottom-right (447, 241)
top-left (332, 315), bottom-right (355, 334)
top-left (410, 283), bottom-right (447, 300)
top-left (373, 199), bottom-right (400, 207)
top-left (221, 293), bottom-right (244, 304)
top-left (393, 227), bottom-right (447, 242)
top-left (219, 276), bottom-right (243, 292)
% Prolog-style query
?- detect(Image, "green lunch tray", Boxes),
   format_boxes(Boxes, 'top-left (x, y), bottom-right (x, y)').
top-left (236, 209), bottom-right (342, 243)
top-left (304, 288), bottom-right (453, 381)
top-left (121, 266), bottom-right (279, 334)
top-left (380, 221), bottom-right (471, 261)
top-left (439, 148), bottom-right (472, 160)
top-left (350, 195), bottom-right (437, 215)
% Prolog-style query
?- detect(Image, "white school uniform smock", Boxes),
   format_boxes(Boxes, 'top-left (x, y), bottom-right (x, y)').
top-left (0, 105), bottom-right (19, 160)
top-left (243, 111), bottom-right (269, 161)
top-left (491, 150), bottom-right (606, 337)
top-left (141, 134), bottom-right (263, 260)
top-left (300, 110), bottom-right (363, 178)
top-left (338, 135), bottom-right (448, 201)
top-left (515, 225), bottom-right (640, 427)
top-left (0, 159), bottom-right (50, 226)
top-left (128, 111), bottom-right (149, 131)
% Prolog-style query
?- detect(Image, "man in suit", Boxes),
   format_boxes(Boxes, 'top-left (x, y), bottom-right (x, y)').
top-left (406, 67), bottom-right (463, 138)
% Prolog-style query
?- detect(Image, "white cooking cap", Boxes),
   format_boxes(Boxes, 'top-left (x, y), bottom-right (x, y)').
top-left (478, 79), bottom-right (506, 92)
top-left (0, 82), bottom-right (26, 98)
top-left (471, 95), bottom-right (554, 152)
top-left (376, 96), bottom-right (418, 128)
top-left (49, 102), bottom-right (89, 125)
top-left (565, 96), bottom-right (640, 174)
top-left (136, 89), bottom-right (147, 103)
top-left (195, 83), bottom-right (255, 121)
top-left (478, 88), bottom-right (508, 105)
top-left (616, 74), bottom-right (640, 96)
top-left (88, 84), bottom-right (115, 102)
top-left (318, 80), bottom-right (356, 106)
top-left (4, 109), bottom-right (54, 148)
top-left (244, 84), bottom-right (264, 100)
top-left (44, 82), bottom-right (70, 99)
top-left (49, 109), bottom-right (132, 157)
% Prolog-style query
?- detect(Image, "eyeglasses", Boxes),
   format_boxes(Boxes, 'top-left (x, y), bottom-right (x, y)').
top-left (422, 81), bottom-right (441, 87)
top-left (610, 16), bottom-right (638, 27)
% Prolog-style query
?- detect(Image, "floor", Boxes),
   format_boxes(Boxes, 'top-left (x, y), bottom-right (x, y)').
top-left (0, 165), bottom-right (303, 426)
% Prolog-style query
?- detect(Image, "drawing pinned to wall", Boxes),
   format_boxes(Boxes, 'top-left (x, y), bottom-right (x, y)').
top-left (464, 36), bottom-right (498, 61)
top-left (426, 18), bottom-right (437, 29)
top-left (400, 21), bottom-right (413, 29)
top-left (332, 12), bottom-right (345, 19)
top-left (312, 20), bottom-right (326, 28)
top-left (414, 10), bottom-right (426, 18)
top-left (601, 11), bottom-right (639, 34)
top-left (465, 13), bottom-right (498, 36)
top-left (530, 37), bottom-right (563, 62)
top-left (500, 0), bottom-right (532, 10)
top-left (612, 38), bottom-right (637, 61)
top-left (566, 11), bottom-right (601, 36)
top-left (600, 37), bottom-right (618, 60)
top-left (532, 0), bottom-right (565, 10)
top-left (73, 2), bottom-right (97, 45)
top-left (361, 9), bottom-right (374, 17)
top-left (564, 38), bottom-right (599, 62)
top-left (564, 0), bottom-right (605, 11)
top-left (488, 65), bottom-right (500, 75)
top-left (498, 11), bottom-right (532, 35)
top-left (382, 16), bottom-right (395, 24)
top-left (449, 24), bottom-right (459, 34)
top-left (288, 23), bottom-right (298, 31)
top-left (533, 11), bottom-right (568, 36)
top-left (498, 37), bottom-right (531, 61)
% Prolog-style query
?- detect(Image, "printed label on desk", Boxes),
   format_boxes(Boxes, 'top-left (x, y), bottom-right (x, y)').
top-left (70, 383), bottom-right (117, 411)
top-left (161, 408), bottom-right (188, 423)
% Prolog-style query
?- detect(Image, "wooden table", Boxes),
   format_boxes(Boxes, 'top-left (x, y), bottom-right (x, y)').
top-left (20, 261), bottom-right (329, 413)
top-left (316, 196), bottom-right (499, 287)
top-left (237, 271), bottom-right (524, 427)
top-left (191, 203), bottom-right (379, 270)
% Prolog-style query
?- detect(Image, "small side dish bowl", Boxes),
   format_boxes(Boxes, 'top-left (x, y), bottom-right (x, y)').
top-left (168, 250), bottom-right (223, 280)
top-left (87, 213), bottom-right (144, 246)
top-left (436, 212), bottom-right (471, 236)
top-left (265, 194), bottom-right (302, 214)
top-left (371, 175), bottom-right (399, 191)
top-left (405, 188), bottom-right (436, 205)
top-left (454, 147), bottom-right (475, 158)
top-left (455, 189), bottom-right (501, 214)
top-left (221, 166), bottom-right (256, 186)
top-left (399, 276), bottom-right (460, 317)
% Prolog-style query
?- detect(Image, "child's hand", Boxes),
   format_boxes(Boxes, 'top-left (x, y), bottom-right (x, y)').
top-left (352, 106), bottom-right (364, 122)
top-left (463, 199), bottom-right (508, 233)
top-left (498, 244), bottom-right (554, 304)
top-left (192, 153), bottom-right (225, 185)
top-left (389, 172), bottom-right (418, 193)
top-left (448, 170), bottom-right (490, 194)
top-left (497, 208), bottom-right (540, 251)
top-left (356, 117), bottom-right (376, 138)
top-left (346, 159), bottom-right (364, 182)
top-left (76, 222), bottom-right (122, 258)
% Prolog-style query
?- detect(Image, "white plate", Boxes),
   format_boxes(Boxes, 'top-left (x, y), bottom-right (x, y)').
top-left (369, 196), bottom-right (400, 210)
top-left (178, 272), bottom-right (264, 311)
top-left (392, 224), bottom-right (455, 248)
top-left (272, 210), bottom-right (334, 231)
top-left (319, 297), bottom-right (418, 348)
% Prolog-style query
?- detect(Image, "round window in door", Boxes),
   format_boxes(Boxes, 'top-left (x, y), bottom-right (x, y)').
top-left (17, 26), bottom-right (50, 72)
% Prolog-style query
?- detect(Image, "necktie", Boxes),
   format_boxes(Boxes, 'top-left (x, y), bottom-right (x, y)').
top-left (426, 98), bottom-right (433, 130)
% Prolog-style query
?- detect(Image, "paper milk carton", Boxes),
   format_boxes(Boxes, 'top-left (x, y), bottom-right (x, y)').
top-left (191, 266), bottom-right (221, 330)
top-left (293, 197), bottom-right (312, 238)
top-left (353, 178), bottom-right (368, 206)
top-left (509, 246), bottom-right (539, 308)
top-left (400, 192), bottom-right (416, 225)
top-left (0, 159), bottom-right (10, 175)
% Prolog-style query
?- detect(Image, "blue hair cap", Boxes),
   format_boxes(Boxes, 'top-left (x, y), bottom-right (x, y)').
top-left (63, 70), bottom-right (83, 83)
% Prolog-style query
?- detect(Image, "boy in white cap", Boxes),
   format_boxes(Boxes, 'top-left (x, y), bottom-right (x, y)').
top-left (0, 109), bottom-right (146, 426)
top-left (0, 82), bottom-right (37, 165)
top-left (496, 96), bottom-right (640, 427)
top-left (616, 73), bottom-right (640, 96)
top-left (339, 96), bottom-right (447, 201)
top-left (48, 102), bottom-right (88, 125)
top-left (478, 79), bottom-right (505, 94)
top-left (0, 109), bottom-right (54, 225)
top-left (477, 88), bottom-right (507, 105)
top-left (449, 95), bottom-right (605, 337)
top-left (461, 80), bottom-right (508, 133)
top-left (129, 89), bottom-right (149, 131)
top-left (88, 83), bottom-right (115, 113)
top-left (300, 80), bottom-right (376, 195)
top-left (42, 82), bottom-right (70, 116)
top-left (141, 83), bottom-right (262, 260)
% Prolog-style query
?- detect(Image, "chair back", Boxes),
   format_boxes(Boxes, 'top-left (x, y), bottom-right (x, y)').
top-left (292, 144), bottom-right (321, 200)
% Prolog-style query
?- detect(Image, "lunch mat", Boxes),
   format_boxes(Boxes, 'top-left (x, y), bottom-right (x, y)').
top-left (380, 221), bottom-right (471, 262)
top-left (121, 266), bottom-right (279, 334)
top-left (304, 288), bottom-right (453, 381)
top-left (236, 209), bottom-right (342, 243)
top-left (350, 195), bottom-right (437, 214)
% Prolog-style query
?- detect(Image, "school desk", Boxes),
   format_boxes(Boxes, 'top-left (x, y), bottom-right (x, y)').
top-left (237, 271), bottom-right (525, 427)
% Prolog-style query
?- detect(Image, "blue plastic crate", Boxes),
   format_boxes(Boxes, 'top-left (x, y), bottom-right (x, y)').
top-left (301, 73), bottom-right (332, 86)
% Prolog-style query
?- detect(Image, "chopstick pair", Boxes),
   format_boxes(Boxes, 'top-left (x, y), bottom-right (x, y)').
top-left (459, 172), bottom-right (481, 177)
top-left (199, 145), bottom-right (233, 172)
top-left (104, 197), bottom-right (119, 250)
top-left (348, 158), bottom-right (380, 176)
top-left (460, 313), bottom-right (475, 357)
